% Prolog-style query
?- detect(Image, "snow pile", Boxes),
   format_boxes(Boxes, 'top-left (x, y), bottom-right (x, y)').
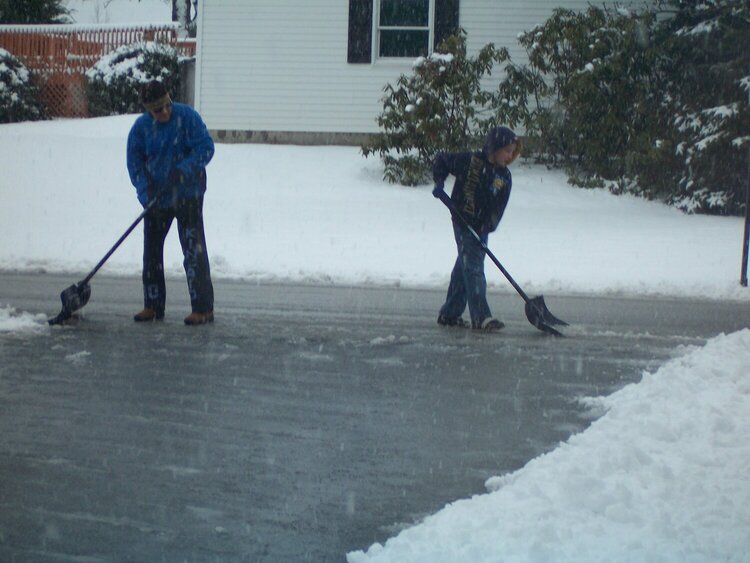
top-left (348, 330), bottom-right (750, 563)
top-left (0, 305), bottom-right (48, 334)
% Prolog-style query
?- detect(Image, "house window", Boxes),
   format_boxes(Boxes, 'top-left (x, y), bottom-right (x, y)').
top-left (377, 0), bottom-right (431, 58)
top-left (347, 0), bottom-right (459, 64)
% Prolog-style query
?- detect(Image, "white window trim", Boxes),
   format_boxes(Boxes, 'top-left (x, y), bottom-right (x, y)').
top-left (373, 0), bottom-right (435, 61)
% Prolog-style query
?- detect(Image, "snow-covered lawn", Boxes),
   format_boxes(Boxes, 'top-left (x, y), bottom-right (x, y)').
top-left (0, 116), bottom-right (746, 300)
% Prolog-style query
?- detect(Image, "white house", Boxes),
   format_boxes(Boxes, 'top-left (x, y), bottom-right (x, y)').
top-left (195, 0), bottom-right (614, 144)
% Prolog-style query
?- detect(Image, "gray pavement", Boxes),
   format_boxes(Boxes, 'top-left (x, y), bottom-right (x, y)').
top-left (0, 273), bottom-right (748, 561)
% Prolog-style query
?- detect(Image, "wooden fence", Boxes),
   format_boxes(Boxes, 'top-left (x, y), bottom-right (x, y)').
top-left (0, 24), bottom-right (196, 118)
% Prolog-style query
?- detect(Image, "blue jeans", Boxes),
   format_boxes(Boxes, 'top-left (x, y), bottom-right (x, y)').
top-left (439, 222), bottom-right (492, 325)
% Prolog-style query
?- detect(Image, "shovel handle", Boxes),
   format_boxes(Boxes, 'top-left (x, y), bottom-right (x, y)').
top-left (79, 191), bottom-right (162, 286)
top-left (80, 205), bottom-right (149, 285)
top-left (435, 191), bottom-right (531, 303)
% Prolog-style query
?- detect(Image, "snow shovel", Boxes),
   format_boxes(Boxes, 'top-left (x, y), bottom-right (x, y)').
top-left (435, 190), bottom-right (568, 336)
top-left (48, 190), bottom-right (162, 325)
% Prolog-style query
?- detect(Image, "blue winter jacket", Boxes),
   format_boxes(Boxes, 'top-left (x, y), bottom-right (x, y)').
top-left (433, 150), bottom-right (512, 234)
top-left (126, 102), bottom-right (215, 209)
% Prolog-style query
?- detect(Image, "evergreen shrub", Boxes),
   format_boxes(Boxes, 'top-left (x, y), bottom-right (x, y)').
top-left (0, 0), bottom-right (70, 24)
top-left (85, 41), bottom-right (181, 116)
top-left (501, 1), bottom-right (750, 215)
top-left (0, 48), bottom-right (46, 123)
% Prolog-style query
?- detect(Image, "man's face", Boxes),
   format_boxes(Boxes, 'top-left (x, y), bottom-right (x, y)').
top-left (149, 102), bottom-right (172, 124)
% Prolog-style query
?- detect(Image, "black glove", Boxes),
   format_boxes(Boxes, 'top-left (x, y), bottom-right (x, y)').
top-left (432, 184), bottom-right (453, 208)
top-left (138, 183), bottom-right (155, 207)
top-left (169, 168), bottom-right (186, 186)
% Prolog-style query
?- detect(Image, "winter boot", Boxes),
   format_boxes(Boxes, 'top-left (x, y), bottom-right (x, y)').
top-left (133, 308), bottom-right (164, 322)
top-left (473, 317), bottom-right (504, 332)
top-left (437, 314), bottom-right (469, 328)
top-left (184, 311), bottom-right (214, 326)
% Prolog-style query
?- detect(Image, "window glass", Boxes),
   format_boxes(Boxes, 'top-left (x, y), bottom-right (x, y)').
top-left (380, 0), bottom-right (428, 27)
top-left (378, 0), bottom-right (430, 58)
top-left (379, 30), bottom-right (429, 57)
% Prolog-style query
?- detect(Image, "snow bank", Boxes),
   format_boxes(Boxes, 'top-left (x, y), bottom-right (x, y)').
top-left (348, 329), bottom-right (750, 563)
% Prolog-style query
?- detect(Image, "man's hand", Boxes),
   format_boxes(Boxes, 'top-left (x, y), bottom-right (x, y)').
top-left (169, 168), bottom-right (186, 186)
top-left (432, 181), bottom-right (445, 198)
top-left (138, 183), bottom-right (155, 207)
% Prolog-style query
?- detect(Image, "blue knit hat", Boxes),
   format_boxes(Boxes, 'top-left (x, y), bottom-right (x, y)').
top-left (483, 126), bottom-right (518, 155)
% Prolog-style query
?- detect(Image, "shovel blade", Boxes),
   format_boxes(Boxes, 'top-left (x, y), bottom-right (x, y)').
top-left (525, 295), bottom-right (568, 336)
top-left (48, 282), bottom-right (91, 325)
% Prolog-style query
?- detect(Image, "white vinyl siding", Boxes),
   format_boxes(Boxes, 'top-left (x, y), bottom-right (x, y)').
top-left (196, 0), bottom-right (416, 134)
top-left (196, 0), bottom-right (640, 137)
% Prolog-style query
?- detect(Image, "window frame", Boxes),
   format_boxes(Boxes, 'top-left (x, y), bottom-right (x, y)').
top-left (347, 0), bottom-right (458, 65)
top-left (373, 0), bottom-right (435, 61)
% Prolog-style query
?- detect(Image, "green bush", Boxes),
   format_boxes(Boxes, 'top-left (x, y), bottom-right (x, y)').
top-left (500, 7), bottom-right (662, 180)
top-left (500, 1), bottom-right (749, 215)
top-left (362, 32), bottom-right (510, 186)
top-left (0, 0), bottom-right (70, 24)
top-left (655, 0), bottom-right (750, 214)
top-left (85, 42), bottom-right (181, 116)
top-left (0, 48), bottom-right (46, 123)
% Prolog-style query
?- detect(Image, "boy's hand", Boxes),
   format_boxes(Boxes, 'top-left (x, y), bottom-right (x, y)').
top-left (431, 181), bottom-right (445, 198)
top-left (432, 185), bottom-right (453, 208)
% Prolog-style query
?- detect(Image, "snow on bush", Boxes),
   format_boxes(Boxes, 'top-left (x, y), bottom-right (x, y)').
top-left (85, 41), bottom-right (180, 116)
top-left (0, 48), bottom-right (46, 123)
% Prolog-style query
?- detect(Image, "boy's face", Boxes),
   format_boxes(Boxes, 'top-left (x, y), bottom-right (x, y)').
top-left (489, 143), bottom-right (516, 168)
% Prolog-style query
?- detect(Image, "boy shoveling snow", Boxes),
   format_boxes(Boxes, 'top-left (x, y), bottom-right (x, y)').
top-left (432, 126), bottom-right (521, 332)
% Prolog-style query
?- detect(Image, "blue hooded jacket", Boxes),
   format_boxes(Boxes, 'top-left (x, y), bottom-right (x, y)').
top-left (433, 151), bottom-right (512, 235)
top-left (127, 102), bottom-right (215, 208)
top-left (433, 127), bottom-right (518, 234)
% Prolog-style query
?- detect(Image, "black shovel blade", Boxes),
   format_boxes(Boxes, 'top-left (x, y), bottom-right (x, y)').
top-left (525, 295), bottom-right (568, 336)
top-left (48, 282), bottom-right (91, 325)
